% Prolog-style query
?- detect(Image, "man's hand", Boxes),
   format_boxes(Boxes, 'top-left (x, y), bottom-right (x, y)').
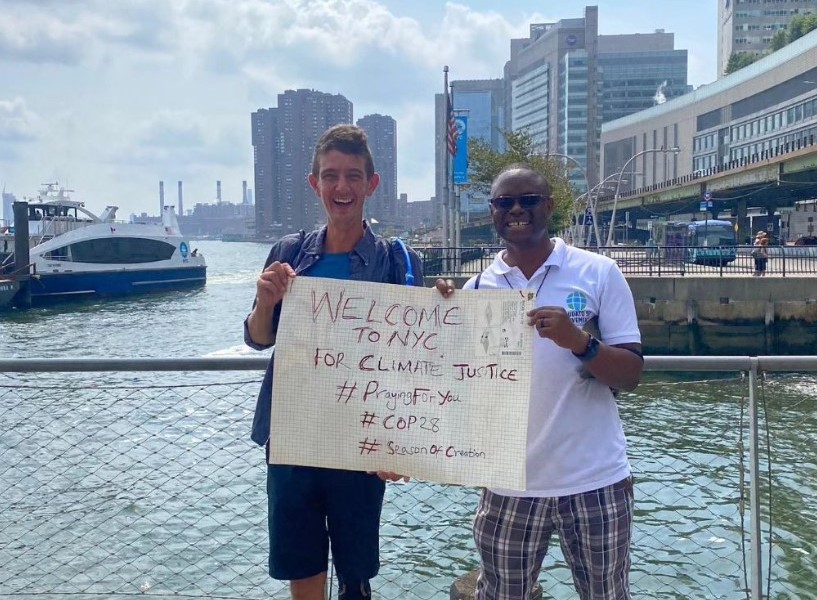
top-left (256, 261), bottom-right (296, 309)
top-left (527, 306), bottom-right (587, 353)
top-left (435, 278), bottom-right (456, 298)
top-left (371, 470), bottom-right (410, 483)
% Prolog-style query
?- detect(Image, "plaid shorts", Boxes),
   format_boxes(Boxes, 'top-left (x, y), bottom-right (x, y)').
top-left (473, 477), bottom-right (634, 600)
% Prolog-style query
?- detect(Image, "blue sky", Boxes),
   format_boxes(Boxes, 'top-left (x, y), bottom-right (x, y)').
top-left (0, 0), bottom-right (717, 218)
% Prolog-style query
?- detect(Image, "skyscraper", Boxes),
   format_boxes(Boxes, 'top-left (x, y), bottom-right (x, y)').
top-left (501, 6), bottom-right (689, 189)
top-left (356, 114), bottom-right (398, 229)
top-left (251, 89), bottom-right (353, 237)
top-left (718, 0), bottom-right (817, 78)
top-left (597, 32), bottom-right (690, 123)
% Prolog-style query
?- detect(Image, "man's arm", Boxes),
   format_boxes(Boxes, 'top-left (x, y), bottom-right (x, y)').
top-left (569, 334), bottom-right (643, 392)
top-left (527, 308), bottom-right (643, 392)
top-left (245, 261), bottom-right (296, 348)
top-left (528, 262), bottom-right (643, 392)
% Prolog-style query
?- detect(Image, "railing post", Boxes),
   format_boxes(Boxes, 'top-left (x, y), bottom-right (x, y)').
top-left (748, 358), bottom-right (763, 600)
top-left (781, 247), bottom-right (786, 277)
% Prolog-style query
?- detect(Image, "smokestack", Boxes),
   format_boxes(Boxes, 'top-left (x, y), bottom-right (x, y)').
top-left (242, 180), bottom-right (248, 204)
top-left (159, 181), bottom-right (165, 214)
top-left (177, 181), bottom-right (183, 216)
top-left (217, 180), bottom-right (222, 203)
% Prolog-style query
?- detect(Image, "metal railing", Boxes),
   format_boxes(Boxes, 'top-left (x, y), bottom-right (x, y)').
top-left (1, 356), bottom-right (816, 600)
top-left (418, 245), bottom-right (817, 277)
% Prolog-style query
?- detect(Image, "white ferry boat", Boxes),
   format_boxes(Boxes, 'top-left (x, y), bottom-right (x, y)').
top-left (0, 184), bottom-right (206, 303)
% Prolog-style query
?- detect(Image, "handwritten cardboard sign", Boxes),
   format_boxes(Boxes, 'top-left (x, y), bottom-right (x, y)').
top-left (270, 278), bottom-right (533, 489)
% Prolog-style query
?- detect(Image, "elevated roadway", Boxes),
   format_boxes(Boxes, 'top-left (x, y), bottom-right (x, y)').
top-left (456, 140), bottom-right (817, 244)
top-left (594, 140), bottom-right (817, 241)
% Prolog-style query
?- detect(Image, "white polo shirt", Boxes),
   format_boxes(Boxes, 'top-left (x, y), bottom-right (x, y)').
top-left (463, 238), bottom-right (641, 497)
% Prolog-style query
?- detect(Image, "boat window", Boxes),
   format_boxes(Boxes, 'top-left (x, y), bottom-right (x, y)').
top-left (43, 246), bottom-right (71, 261)
top-left (65, 237), bottom-right (177, 263)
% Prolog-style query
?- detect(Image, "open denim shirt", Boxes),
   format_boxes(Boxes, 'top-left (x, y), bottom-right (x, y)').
top-left (244, 222), bottom-right (424, 445)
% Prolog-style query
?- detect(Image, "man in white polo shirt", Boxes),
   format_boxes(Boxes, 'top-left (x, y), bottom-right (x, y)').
top-left (458, 163), bottom-right (644, 600)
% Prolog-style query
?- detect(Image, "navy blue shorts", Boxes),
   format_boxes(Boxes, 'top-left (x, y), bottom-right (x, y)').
top-left (266, 464), bottom-right (386, 581)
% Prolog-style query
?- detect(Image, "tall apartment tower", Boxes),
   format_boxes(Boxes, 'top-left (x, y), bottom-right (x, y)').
top-left (251, 89), bottom-right (353, 238)
top-left (718, 0), bottom-right (817, 78)
top-left (356, 114), bottom-right (398, 229)
top-left (501, 6), bottom-right (688, 189)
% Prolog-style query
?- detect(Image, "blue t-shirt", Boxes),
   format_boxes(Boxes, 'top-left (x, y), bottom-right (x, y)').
top-left (307, 252), bottom-right (351, 280)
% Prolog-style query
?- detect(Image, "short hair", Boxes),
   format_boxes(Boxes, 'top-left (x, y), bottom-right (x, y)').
top-left (311, 124), bottom-right (375, 179)
top-left (491, 163), bottom-right (551, 197)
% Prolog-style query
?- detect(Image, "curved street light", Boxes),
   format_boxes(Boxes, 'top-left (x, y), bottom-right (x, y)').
top-left (605, 146), bottom-right (680, 248)
top-left (582, 173), bottom-right (631, 246)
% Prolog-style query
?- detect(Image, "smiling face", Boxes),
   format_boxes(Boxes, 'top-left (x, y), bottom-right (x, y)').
top-left (490, 167), bottom-right (553, 250)
top-left (308, 149), bottom-right (380, 235)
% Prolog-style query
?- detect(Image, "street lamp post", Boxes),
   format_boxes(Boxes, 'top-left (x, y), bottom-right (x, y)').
top-left (605, 146), bottom-right (680, 248)
top-left (583, 173), bottom-right (630, 246)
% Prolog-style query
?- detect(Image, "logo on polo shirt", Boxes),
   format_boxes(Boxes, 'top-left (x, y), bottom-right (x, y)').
top-left (565, 291), bottom-right (592, 326)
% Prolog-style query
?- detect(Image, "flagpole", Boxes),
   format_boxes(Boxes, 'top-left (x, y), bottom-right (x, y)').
top-left (451, 83), bottom-right (461, 257)
top-left (442, 66), bottom-right (451, 253)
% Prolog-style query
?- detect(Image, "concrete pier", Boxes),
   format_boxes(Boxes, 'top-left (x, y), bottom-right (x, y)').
top-left (429, 275), bottom-right (817, 355)
top-left (628, 275), bottom-right (817, 354)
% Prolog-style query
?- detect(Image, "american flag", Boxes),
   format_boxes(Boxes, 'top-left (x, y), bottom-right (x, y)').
top-left (446, 93), bottom-right (459, 156)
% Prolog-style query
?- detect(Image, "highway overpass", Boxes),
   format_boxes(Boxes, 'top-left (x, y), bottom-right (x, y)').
top-left (594, 138), bottom-right (817, 243)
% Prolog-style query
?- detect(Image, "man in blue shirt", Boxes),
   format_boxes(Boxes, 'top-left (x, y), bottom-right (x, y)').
top-left (244, 124), bottom-right (423, 600)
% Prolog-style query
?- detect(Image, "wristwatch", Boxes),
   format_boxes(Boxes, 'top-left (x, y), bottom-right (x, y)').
top-left (572, 334), bottom-right (601, 362)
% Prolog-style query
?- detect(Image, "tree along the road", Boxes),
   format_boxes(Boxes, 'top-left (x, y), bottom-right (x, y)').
top-left (725, 14), bottom-right (817, 75)
top-left (467, 129), bottom-right (576, 234)
top-left (771, 13), bottom-right (817, 51)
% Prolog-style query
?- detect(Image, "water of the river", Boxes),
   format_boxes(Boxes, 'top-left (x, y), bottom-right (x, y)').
top-left (1, 240), bottom-right (814, 599)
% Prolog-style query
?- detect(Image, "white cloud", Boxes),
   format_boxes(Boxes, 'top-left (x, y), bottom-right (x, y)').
top-left (109, 110), bottom-right (245, 169)
top-left (0, 11), bottom-right (89, 65)
top-left (0, 98), bottom-right (40, 143)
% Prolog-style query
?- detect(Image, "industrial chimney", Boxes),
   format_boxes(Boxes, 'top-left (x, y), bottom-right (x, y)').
top-left (242, 180), bottom-right (248, 205)
top-left (159, 181), bottom-right (165, 214)
top-left (217, 180), bottom-right (222, 204)
top-left (177, 181), bottom-right (184, 216)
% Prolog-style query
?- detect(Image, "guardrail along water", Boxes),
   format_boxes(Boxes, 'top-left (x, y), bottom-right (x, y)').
top-left (1, 357), bottom-right (815, 599)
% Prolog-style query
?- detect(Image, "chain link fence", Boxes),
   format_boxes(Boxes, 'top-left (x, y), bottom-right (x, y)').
top-left (1, 359), bottom-right (815, 600)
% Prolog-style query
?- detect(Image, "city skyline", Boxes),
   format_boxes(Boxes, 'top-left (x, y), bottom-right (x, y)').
top-left (0, 0), bottom-right (716, 218)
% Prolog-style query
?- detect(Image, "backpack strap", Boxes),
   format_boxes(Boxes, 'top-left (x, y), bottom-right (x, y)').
top-left (390, 237), bottom-right (415, 286)
top-left (474, 272), bottom-right (482, 289)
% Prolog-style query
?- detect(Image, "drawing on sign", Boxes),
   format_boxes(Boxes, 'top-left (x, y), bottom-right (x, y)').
top-left (269, 279), bottom-right (534, 490)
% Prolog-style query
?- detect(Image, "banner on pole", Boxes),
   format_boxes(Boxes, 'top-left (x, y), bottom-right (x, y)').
top-left (453, 115), bottom-right (469, 185)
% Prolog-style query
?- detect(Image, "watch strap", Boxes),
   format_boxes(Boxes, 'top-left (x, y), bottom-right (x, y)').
top-left (573, 334), bottom-right (600, 362)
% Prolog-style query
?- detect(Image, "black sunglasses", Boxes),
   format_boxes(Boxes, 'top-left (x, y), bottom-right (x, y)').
top-left (489, 194), bottom-right (548, 210)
